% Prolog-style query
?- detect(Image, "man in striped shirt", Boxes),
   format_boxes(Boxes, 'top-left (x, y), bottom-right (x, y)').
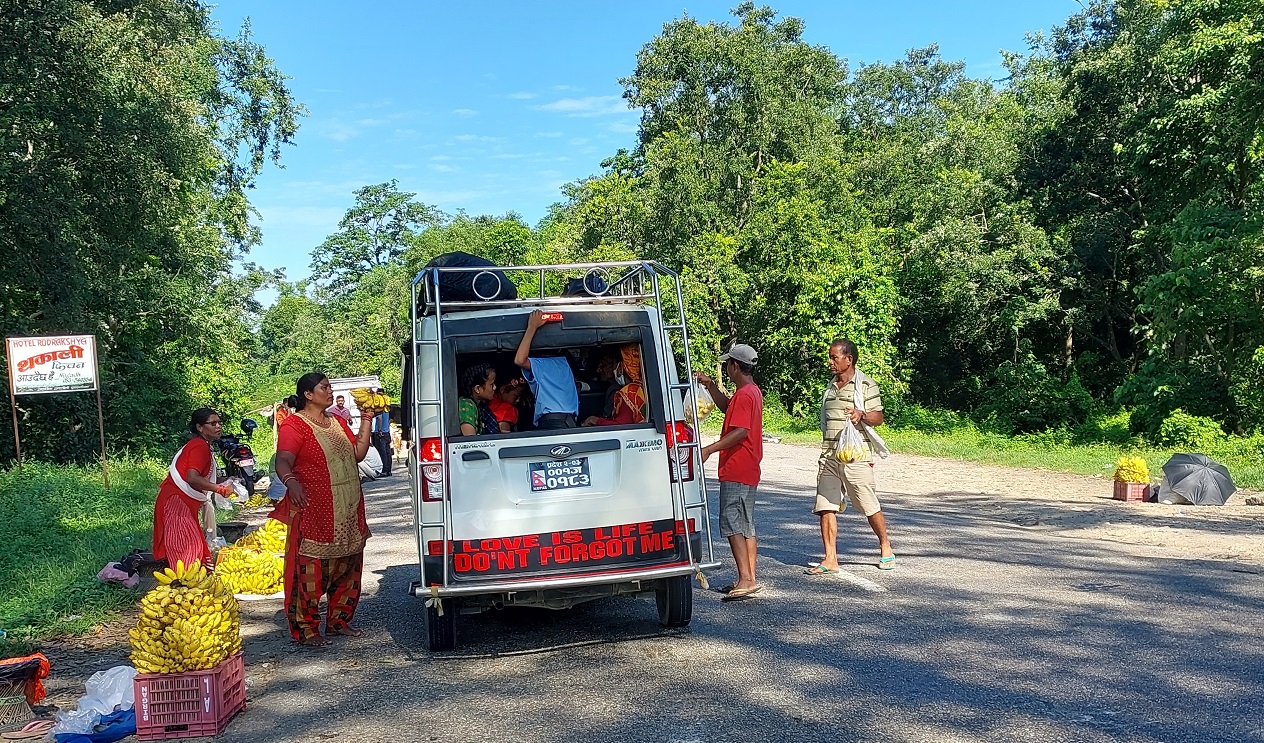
top-left (806, 339), bottom-right (896, 573)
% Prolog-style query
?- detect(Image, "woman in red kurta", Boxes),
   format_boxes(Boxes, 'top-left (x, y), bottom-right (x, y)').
top-left (153, 409), bottom-right (234, 569)
top-left (271, 373), bottom-right (375, 646)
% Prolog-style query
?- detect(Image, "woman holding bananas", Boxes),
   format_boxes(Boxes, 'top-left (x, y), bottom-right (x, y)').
top-left (152, 408), bottom-right (237, 571)
top-left (271, 373), bottom-right (376, 646)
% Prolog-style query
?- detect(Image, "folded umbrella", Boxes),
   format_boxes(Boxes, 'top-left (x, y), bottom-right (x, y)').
top-left (1161, 453), bottom-right (1236, 506)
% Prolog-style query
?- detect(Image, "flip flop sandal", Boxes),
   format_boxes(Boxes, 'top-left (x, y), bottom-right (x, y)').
top-left (2, 720), bottom-right (54, 740)
top-left (721, 584), bottom-right (763, 602)
top-left (717, 583), bottom-right (737, 594)
top-left (804, 565), bottom-right (839, 575)
top-left (878, 556), bottom-right (896, 570)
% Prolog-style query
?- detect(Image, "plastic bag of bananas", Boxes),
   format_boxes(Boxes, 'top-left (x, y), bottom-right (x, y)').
top-left (129, 560), bottom-right (242, 675)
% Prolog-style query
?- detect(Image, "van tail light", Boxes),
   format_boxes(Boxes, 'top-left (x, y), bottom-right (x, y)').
top-left (420, 437), bottom-right (444, 501)
top-left (674, 518), bottom-right (698, 534)
top-left (665, 421), bottom-right (695, 482)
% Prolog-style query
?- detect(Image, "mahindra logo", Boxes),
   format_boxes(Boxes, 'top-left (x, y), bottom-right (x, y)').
top-left (550, 445), bottom-right (572, 458)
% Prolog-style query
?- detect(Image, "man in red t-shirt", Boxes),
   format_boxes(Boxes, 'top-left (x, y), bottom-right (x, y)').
top-left (697, 343), bottom-right (764, 601)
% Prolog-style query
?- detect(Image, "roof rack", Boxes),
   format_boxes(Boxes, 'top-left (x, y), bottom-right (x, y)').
top-left (411, 260), bottom-right (660, 315)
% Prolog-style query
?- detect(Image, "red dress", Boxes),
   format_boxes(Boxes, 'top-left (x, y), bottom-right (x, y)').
top-left (152, 438), bottom-right (215, 568)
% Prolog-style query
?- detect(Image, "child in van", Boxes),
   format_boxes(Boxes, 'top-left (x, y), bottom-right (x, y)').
top-left (458, 363), bottom-right (501, 436)
top-left (490, 376), bottom-right (526, 432)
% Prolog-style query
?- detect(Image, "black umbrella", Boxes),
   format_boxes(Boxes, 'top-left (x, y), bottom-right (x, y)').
top-left (1161, 453), bottom-right (1236, 506)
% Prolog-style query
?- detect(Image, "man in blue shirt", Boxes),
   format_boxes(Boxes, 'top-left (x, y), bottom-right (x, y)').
top-left (514, 310), bottom-right (579, 429)
top-left (370, 393), bottom-right (393, 475)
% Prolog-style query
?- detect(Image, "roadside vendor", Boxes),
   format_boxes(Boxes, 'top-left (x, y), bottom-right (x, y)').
top-left (152, 409), bottom-right (234, 569)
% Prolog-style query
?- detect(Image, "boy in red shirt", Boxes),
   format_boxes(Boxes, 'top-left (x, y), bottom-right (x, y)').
top-left (696, 344), bottom-right (763, 601)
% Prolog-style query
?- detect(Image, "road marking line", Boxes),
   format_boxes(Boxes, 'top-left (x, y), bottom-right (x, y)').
top-left (835, 569), bottom-right (888, 592)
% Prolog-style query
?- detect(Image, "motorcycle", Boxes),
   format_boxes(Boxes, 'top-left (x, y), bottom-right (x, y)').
top-left (217, 418), bottom-right (262, 496)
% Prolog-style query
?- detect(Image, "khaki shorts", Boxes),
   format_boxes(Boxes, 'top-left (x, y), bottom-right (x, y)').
top-left (815, 450), bottom-right (881, 516)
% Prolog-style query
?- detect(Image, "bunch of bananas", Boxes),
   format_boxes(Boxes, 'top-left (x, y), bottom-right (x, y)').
top-left (1113, 456), bottom-right (1150, 484)
top-left (235, 518), bottom-right (287, 553)
top-left (129, 560), bottom-right (241, 674)
top-left (243, 493), bottom-right (271, 508)
top-left (834, 425), bottom-right (868, 464)
top-left (836, 441), bottom-right (867, 463)
top-left (350, 387), bottom-right (391, 412)
top-left (215, 545), bottom-right (284, 596)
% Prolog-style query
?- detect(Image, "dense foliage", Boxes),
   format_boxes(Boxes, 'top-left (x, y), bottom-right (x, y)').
top-left (268, 1), bottom-right (1264, 448)
top-left (0, 0), bottom-right (300, 462)
top-left (6, 0), bottom-right (1263, 463)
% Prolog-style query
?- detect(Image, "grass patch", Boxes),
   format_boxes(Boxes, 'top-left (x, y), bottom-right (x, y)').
top-left (0, 435), bottom-right (276, 658)
top-left (703, 398), bottom-right (1264, 490)
top-left (0, 459), bottom-right (162, 656)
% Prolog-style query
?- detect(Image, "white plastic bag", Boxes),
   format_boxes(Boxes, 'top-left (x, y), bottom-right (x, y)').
top-left (51, 666), bottom-right (137, 735)
top-left (84, 665), bottom-right (136, 712)
top-left (834, 419), bottom-right (867, 463)
top-left (684, 378), bottom-right (716, 426)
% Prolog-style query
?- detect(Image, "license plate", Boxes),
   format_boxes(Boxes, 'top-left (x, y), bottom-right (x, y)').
top-left (529, 458), bottom-right (591, 492)
top-left (238, 458), bottom-right (255, 467)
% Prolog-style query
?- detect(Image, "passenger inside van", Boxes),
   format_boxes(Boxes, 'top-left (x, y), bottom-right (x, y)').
top-left (489, 376), bottom-right (525, 433)
top-left (457, 363), bottom-right (502, 436)
top-left (514, 310), bottom-right (580, 429)
top-left (582, 345), bottom-right (647, 427)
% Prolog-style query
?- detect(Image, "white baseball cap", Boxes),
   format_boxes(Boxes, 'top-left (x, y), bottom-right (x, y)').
top-left (719, 343), bottom-right (758, 365)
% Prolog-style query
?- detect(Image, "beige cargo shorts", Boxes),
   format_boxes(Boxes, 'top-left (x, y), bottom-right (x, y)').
top-left (814, 449), bottom-right (881, 516)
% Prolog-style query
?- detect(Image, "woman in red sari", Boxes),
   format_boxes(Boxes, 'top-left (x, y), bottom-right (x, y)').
top-left (271, 373), bottom-right (374, 646)
top-left (153, 409), bottom-right (234, 570)
top-left (581, 345), bottom-right (647, 426)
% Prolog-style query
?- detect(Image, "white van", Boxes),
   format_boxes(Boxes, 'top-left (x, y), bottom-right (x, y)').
top-left (402, 261), bottom-right (718, 651)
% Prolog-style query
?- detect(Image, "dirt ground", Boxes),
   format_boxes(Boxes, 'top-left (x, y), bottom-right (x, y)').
top-left (34, 444), bottom-right (1264, 711)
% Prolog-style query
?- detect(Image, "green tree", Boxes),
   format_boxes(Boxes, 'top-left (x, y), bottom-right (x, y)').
top-left (0, 0), bottom-right (301, 461)
top-left (310, 181), bottom-right (441, 296)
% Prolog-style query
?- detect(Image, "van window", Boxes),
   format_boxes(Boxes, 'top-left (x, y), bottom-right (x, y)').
top-left (452, 340), bottom-right (659, 436)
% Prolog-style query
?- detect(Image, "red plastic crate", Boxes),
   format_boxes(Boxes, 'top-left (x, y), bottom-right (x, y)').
top-left (1113, 481), bottom-right (1150, 502)
top-left (133, 653), bottom-right (245, 740)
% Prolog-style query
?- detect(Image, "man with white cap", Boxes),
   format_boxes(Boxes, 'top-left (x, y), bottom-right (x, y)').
top-left (696, 343), bottom-right (764, 601)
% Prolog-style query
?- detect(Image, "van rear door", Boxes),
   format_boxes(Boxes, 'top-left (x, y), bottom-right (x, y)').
top-left (445, 424), bottom-right (685, 580)
top-left (440, 310), bottom-right (688, 581)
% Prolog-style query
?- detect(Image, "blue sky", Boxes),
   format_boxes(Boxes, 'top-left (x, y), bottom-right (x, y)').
top-left (208, 1), bottom-right (1078, 286)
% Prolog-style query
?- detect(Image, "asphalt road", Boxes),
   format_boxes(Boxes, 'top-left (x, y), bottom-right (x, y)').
top-left (216, 445), bottom-right (1264, 743)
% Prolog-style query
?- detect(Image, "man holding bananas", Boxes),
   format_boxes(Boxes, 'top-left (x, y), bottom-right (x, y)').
top-left (807, 339), bottom-right (895, 575)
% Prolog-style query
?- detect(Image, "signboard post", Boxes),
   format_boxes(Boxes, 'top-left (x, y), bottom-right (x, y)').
top-left (4, 335), bottom-right (108, 487)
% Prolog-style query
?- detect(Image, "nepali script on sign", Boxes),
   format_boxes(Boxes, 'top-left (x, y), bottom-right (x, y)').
top-left (5, 335), bottom-right (98, 395)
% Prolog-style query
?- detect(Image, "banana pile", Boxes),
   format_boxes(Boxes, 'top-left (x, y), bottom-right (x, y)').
top-left (236, 518), bottom-right (287, 553)
top-left (243, 493), bottom-right (271, 508)
top-left (129, 560), bottom-right (241, 674)
top-left (350, 387), bottom-right (391, 412)
top-left (1113, 456), bottom-right (1150, 484)
top-left (215, 545), bottom-right (284, 596)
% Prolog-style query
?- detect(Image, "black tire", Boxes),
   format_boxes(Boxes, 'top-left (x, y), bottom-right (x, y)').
top-left (656, 575), bottom-right (693, 627)
top-left (426, 599), bottom-right (458, 651)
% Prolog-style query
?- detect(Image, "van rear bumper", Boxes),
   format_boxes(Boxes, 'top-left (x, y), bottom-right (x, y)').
top-left (410, 561), bottom-right (721, 598)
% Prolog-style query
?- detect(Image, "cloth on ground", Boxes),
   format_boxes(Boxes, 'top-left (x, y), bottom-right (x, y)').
top-left (0, 654), bottom-right (50, 705)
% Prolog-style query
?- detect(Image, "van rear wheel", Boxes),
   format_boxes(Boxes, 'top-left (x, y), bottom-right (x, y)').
top-left (426, 598), bottom-right (458, 651)
top-left (656, 575), bottom-right (692, 627)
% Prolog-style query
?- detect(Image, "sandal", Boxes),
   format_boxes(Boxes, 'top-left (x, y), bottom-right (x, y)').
top-left (2, 720), bottom-right (54, 740)
top-left (717, 583), bottom-right (737, 594)
top-left (804, 565), bottom-right (839, 575)
top-left (878, 555), bottom-right (896, 570)
top-left (721, 584), bottom-right (763, 602)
